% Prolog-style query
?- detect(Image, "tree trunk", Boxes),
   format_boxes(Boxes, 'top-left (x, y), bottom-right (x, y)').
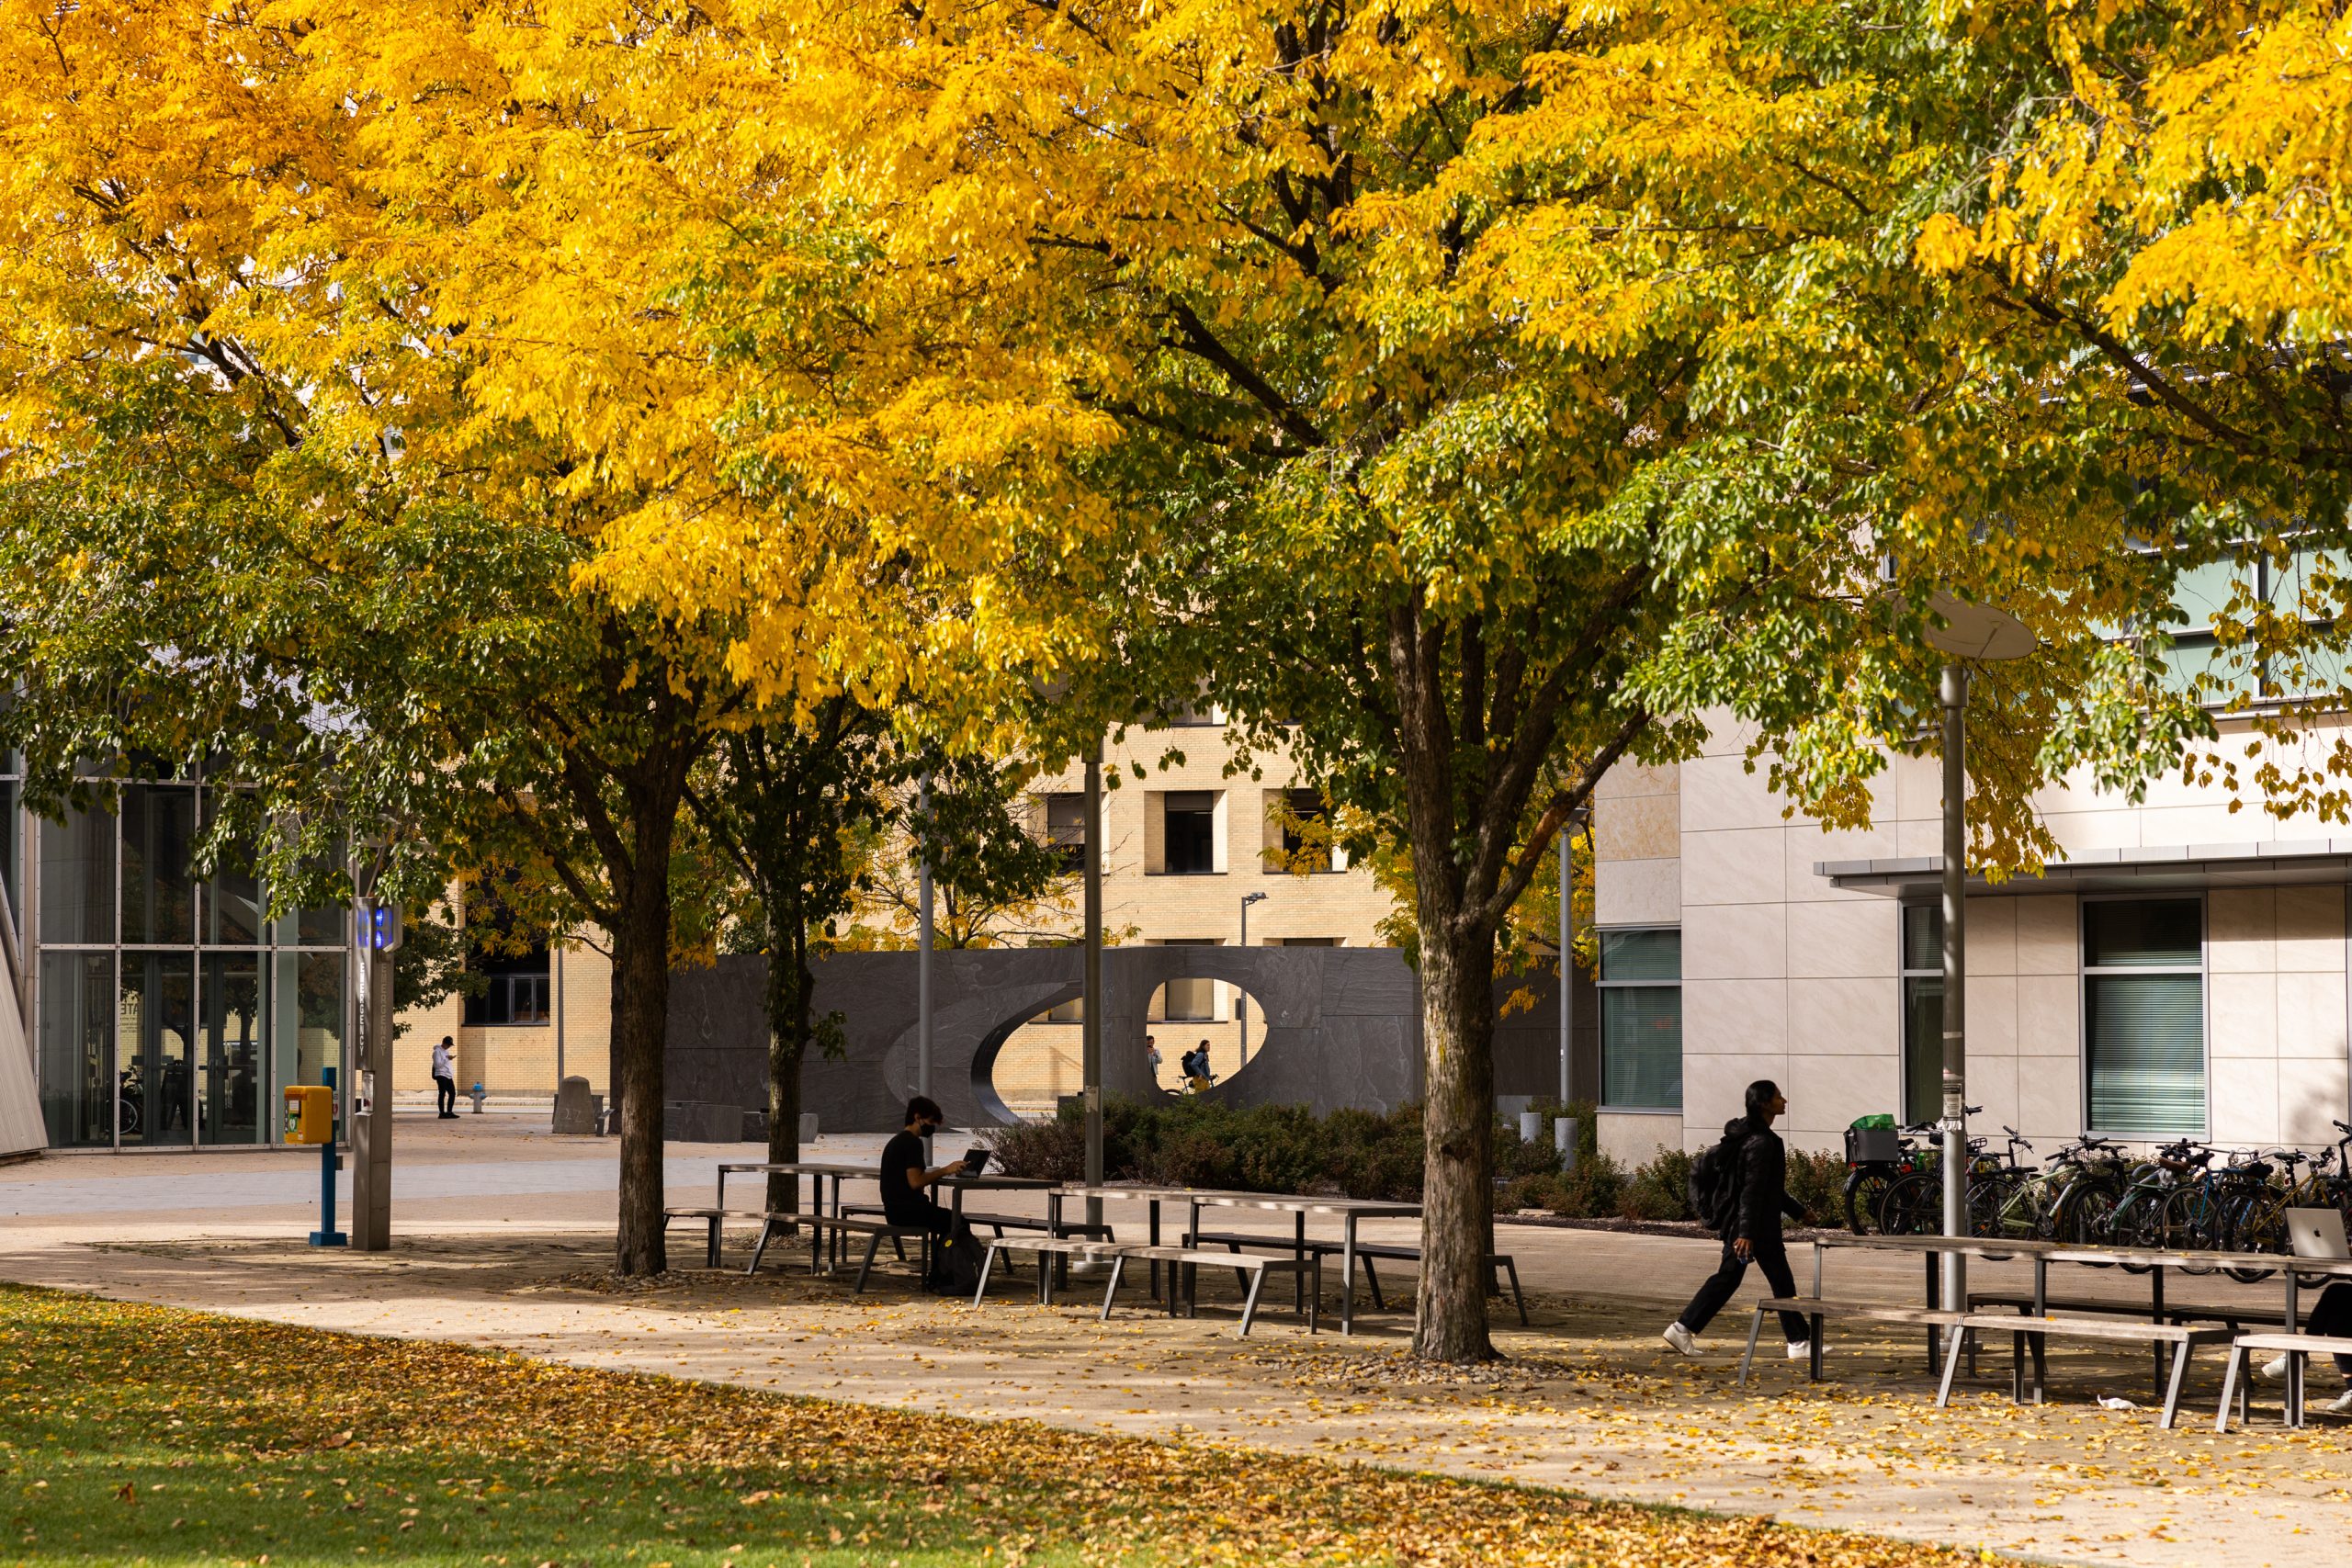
top-left (1412, 919), bottom-right (1499, 1363)
top-left (763, 910), bottom-right (809, 1214)
top-left (611, 824), bottom-right (677, 1277)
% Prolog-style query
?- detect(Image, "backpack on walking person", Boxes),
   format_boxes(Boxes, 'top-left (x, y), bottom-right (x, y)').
top-left (1687, 1120), bottom-right (1753, 1234)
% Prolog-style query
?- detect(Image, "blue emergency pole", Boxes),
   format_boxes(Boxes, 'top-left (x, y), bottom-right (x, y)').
top-left (310, 1065), bottom-right (347, 1247)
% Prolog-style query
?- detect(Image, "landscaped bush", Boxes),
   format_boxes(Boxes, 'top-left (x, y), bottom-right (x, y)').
top-left (1619, 1145), bottom-right (1694, 1223)
top-left (1785, 1147), bottom-right (1848, 1225)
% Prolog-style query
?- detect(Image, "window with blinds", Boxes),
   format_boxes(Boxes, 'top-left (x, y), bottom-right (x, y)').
top-left (2082, 897), bottom-right (2206, 1136)
top-left (1900, 905), bottom-right (1944, 1126)
top-left (1600, 929), bottom-right (1681, 1110)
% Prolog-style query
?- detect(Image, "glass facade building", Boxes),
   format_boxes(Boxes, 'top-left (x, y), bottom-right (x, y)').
top-left (5, 758), bottom-right (351, 1152)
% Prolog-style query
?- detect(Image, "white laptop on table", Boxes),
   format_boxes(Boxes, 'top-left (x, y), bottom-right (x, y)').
top-left (2285, 1208), bottom-right (2349, 1261)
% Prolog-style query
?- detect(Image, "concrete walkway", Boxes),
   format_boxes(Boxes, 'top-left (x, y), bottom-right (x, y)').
top-left (4, 1114), bottom-right (2348, 1568)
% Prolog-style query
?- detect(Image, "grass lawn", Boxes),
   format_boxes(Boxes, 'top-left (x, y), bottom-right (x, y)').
top-left (0, 1282), bottom-right (1985, 1567)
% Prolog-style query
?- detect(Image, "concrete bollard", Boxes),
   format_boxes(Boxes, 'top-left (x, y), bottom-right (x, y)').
top-left (1555, 1116), bottom-right (1579, 1172)
top-left (798, 1111), bottom-right (820, 1145)
top-left (1519, 1111), bottom-right (1542, 1145)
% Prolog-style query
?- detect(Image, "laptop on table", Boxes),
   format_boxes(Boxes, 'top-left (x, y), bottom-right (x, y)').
top-left (2285, 1208), bottom-right (2349, 1261)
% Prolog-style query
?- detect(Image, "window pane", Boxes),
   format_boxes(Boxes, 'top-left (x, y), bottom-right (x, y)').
top-left (39, 805), bottom-right (115, 945)
top-left (199, 952), bottom-right (267, 1145)
top-left (1163, 796), bottom-right (1216, 874)
top-left (0, 776), bottom-right (17, 927)
top-left (1600, 929), bottom-right (1679, 982)
top-left (2084, 898), bottom-right (2200, 968)
top-left (2086, 973), bottom-right (2205, 1135)
top-left (119, 952), bottom-right (195, 1146)
top-left (200, 791), bottom-right (264, 946)
top-left (38, 951), bottom-right (113, 1148)
top-left (1901, 906), bottom-right (1942, 972)
top-left (274, 951), bottom-right (345, 1128)
top-left (120, 784), bottom-right (197, 946)
top-left (1601, 984), bottom-right (1681, 1109)
top-left (1903, 975), bottom-right (1944, 1126)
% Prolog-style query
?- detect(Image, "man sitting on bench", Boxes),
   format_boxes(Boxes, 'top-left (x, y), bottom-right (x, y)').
top-left (881, 1096), bottom-right (980, 1292)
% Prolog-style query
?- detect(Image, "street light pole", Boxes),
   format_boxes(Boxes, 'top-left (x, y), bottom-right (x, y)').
top-left (917, 774), bottom-right (933, 1160)
top-left (1919, 590), bottom-right (2033, 1325)
top-left (1082, 741), bottom-right (1104, 1234)
top-left (1938, 664), bottom-right (1970, 1317)
top-left (1558, 807), bottom-right (1588, 1107)
top-left (1238, 891), bottom-right (1267, 1064)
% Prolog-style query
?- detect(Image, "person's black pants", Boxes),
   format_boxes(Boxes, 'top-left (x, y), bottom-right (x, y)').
top-left (1677, 1233), bottom-right (1807, 1343)
top-left (2307, 1282), bottom-right (2352, 1375)
top-left (434, 1076), bottom-right (456, 1116)
top-left (893, 1201), bottom-right (977, 1280)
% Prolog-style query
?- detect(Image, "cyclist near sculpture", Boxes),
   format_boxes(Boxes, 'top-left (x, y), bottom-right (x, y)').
top-left (1663, 1080), bottom-right (1811, 1360)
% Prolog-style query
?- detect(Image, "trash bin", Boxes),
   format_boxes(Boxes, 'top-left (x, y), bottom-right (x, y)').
top-left (1555, 1116), bottom-right (1579, 1172)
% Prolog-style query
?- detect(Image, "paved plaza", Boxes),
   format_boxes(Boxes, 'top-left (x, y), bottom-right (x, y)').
top-left (3, 1114), bottom-right (2348, 1567)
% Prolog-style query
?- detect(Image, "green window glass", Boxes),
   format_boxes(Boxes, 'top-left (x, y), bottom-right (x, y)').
top-left (1899, 904), bottom-right (1942, 1126)
top-left (1600, 929), bottom-right (1680, 1110)
top-left (2083, 898), bottom-right (2205, 1136)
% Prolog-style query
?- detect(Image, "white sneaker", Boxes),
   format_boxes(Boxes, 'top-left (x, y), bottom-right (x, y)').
top-left (2257, 1354), bottom-right (2290, 1384)
top-left (1661, 1322), bottom-right (1697, 1355)
top-left (1787, 1340), bottom-right (1813, 1360)
top-left (2327, 1390), bottom-right (2352, 1416)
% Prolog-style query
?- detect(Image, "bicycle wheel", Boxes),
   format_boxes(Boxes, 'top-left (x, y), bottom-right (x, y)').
top-left (2053, 1182), bottom-right (2119, 1258)
top-left (1845, 1170), bottom-right (1894, 1236)
top-left (2157, 1188), bottom-right (2221, 1271)
top-left (1878, 1170), bottom-right (1941, 1236)
top-left (2222, 1191), bottom-right (2287, 1282)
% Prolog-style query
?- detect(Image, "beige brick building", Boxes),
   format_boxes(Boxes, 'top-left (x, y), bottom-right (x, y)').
top-left (988, 719), bottom-right (1396, 1116)
top-left (394, 938), bottom-right (611, 1100)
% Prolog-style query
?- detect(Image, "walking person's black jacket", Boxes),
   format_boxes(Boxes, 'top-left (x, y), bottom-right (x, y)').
top-left (1724, 1118), bottom-right (1806, 1244)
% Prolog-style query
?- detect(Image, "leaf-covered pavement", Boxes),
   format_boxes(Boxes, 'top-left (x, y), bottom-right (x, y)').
top-left (0, 1282), bottom-right (1995, 1567)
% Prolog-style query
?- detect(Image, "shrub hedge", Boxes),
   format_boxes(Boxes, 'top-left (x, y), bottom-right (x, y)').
top-left (984, 1096), bottom-right (1849, 1227)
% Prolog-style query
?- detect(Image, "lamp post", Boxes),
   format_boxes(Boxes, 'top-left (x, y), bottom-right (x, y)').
top-left (1082, 740), bottom-right (1104, 1235)
top-left (917, 774), bottom-right (933, 1160)
top-left (1558, 806), bottom-right (1589, 1107)
top-left (1920, 591), bottom-right (2034, 1325)
top-left (1238, 891), bottom-right (1268, 1063)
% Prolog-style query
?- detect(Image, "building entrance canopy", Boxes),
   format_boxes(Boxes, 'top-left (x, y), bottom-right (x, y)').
top-left (1818, 840), bottom-right (2352, 897)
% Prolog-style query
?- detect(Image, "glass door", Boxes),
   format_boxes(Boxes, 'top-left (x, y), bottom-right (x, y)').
top-left (119, 952), bottom-right (196, 1146)
top-left (199, 953), bottom-right (266, 1145)
top-left (37, 953), bottom-right (113, 1148)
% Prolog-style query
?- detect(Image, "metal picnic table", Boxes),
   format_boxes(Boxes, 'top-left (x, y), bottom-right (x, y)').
top-left (1815, 1232), bottom-right (2352, 1415)
top-left (1048, 1184), bottom-right (1421, 1334)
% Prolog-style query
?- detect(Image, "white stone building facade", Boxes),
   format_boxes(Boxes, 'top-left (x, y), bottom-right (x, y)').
top-left (1592, 716), bottom-right (2352, 1169)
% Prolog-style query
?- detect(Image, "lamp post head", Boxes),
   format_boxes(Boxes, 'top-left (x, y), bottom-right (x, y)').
top-left (1923, 591), bottom-right (2035, 661)
top-left (1242, 891), bottom-right (1268, 908)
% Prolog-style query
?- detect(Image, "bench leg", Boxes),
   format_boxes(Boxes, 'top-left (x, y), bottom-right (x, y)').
top-left (707, 1215), bottom-right (723, 1270)
top-left (1238, 1268), bottom-right (1268, 1338)
top-left (2030, 1329), bottom-right (2047, 1404)
top-left (973, 1244), bottom-right (999, 1306)
top-left (1308, 1256), bottom-right (1321, 1334)
top-left (2010, 1331), bottom-right (2025, 1404)
top-left (1936, 1325), bottom-right (1968, 1409)
top-left (2290, 1351), bottom-right (2307, 1428)
top-left (1100, 1254), bottom-right (1126, 1323)
top-left (2161, 1341), bottom-right (2192, 1430)
top-left (1505, 1258), bottom-right (1529, 1327)
top-left (1737, 1306), bottom-right (1766, 1388)
top-left (1807, 1314), bottom-right (1822, 1383)
top-left (745, 1219), bottom-right (777, 1277)
top-left (1362, 1257), bottom-right (1385, 1314)
top-left (854, 1233), bottom-right (884, 1293)
top-left (2215, 1345), bottom-right (2245, 1433)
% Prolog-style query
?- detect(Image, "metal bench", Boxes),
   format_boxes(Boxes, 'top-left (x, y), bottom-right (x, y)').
top-left (1971, 1291), bottom-right (2288, 1330)
top-left (841, 1203), bottom-right (1115, 1274)
top-left (1938, 1313), bottom-right (2235, 1428)
top-left (971, 1235), bottom-right (1131, 1306)
top-left (2215, 1331), bottom-right (2352, 1429)
top-left (661, 1205), bottom-right (766, 1269)
top-left (1184, 1231), bottom-right (1526, 1325)
top-left (1737, 1296), bottom-right (1966, 1385)
top-left (1107, 1245), bottom-right (1320, 1337)
top-left (745, 1212), bottom-right (931, 1291)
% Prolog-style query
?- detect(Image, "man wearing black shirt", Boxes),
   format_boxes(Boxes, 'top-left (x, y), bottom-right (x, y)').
top-left (880, 1096), bottom-right (972, 1286)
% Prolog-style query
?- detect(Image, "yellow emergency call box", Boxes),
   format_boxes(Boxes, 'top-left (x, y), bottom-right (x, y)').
top-left (283, 1085), bottom-right (334, 1145)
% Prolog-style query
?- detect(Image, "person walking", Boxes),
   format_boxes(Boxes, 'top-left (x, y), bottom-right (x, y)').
top-left (431, 1036), bottom-right (458, 1119)
top-left (1662, 1079), bottom-right (1811, 1359)
top-left (1146, 1034), bottom-right (1163, 1089)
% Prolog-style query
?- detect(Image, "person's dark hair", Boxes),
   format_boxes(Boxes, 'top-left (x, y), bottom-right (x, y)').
top-left (1744, 1079), bottom-right (1781, 1120)
top-left (905, 1095), bottom-right (944, 1125)
top-left (440, 1035), bottom-right (453, 1048)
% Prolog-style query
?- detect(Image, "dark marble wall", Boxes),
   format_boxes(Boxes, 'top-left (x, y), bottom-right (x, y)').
top-left (668, 946), bottom-right (1591, 1133)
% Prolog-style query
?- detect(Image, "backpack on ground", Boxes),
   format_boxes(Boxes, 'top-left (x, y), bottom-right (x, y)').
top-left (930, 1223), bottom-right (984, 1294)
top-left (1687, 1122), bottom-right (1751, 1232)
